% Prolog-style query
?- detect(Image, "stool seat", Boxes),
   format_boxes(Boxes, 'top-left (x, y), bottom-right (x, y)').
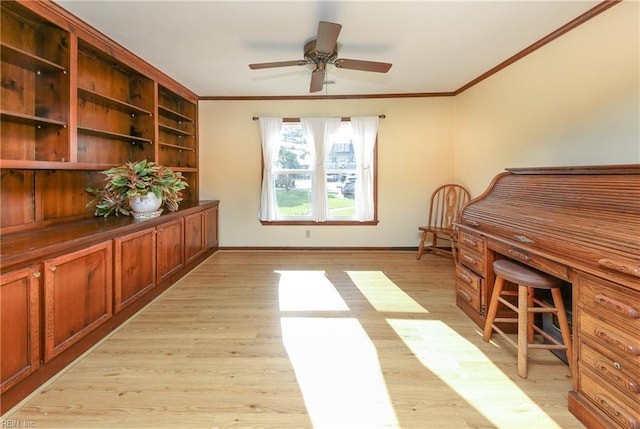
top-left (483, 258), bottom-right (573, 379)
top-left (493, 259), bottom-right (561, 289)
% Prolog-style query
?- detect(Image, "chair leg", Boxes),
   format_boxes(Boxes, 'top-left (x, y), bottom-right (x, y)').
top-left (483, 276), bottom-right (505, 341)
top-left (551, 287), bottom-right (573, 375)
top-left (417, 231), bottom-right (427, 260)
top-left (517, 284), bottom-right (529, 378)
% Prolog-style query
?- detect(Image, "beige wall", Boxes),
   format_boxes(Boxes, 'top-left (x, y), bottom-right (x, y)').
top-left (454, 1), bottom-right (640, 195)
top-left (199, 98), bottom-right (455, 247)
top-left (199, 2), bottom-right (639, 247)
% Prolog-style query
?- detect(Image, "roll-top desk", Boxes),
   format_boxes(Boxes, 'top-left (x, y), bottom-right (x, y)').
top-left (455, 165), bottom-right (640, 429)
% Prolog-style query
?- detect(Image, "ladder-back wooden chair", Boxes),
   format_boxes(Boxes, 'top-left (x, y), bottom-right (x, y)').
top-left (416, 184), bottom-right (471, 262)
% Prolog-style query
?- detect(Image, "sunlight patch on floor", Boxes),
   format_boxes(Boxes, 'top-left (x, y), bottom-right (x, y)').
top-left (281, 317), bottom-right (399, 429)
top-left (276, 270), bottom-right (349, 311)
top-left (388, 319), bottom-right (563, 429)
top-left (346, 270), bottom-right (429, 313)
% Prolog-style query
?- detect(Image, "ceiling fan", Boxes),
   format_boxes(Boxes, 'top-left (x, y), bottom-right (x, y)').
top-left (249, 21), bottom-right (392, 93)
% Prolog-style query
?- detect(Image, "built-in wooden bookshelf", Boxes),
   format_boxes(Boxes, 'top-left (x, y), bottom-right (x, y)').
top-left (0, 0), bottom-right (214, 414)
top-left (0, 0), bottom-right (200, 234)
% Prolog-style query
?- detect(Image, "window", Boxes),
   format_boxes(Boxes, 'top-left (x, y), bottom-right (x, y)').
top-left (258, 117), bottom-right (379, 224)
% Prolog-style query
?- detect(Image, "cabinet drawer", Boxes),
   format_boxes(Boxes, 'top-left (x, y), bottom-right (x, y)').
top-left (459, 231), bottom-right (485, 254)
top-left (580, 340), bottom-right (640, 401)
top-left (578, 365), bottom-right (640, 429)
top-left (579, 310), bottom-right (640, 369)
top-left (578, 273), bottom-right (640, 334)
top-left (458, 247), bottom-right (485, 276)
top-left (488, 240), bottom-right (569, 281)
top-left (456, 264), bottom-right (482, 312)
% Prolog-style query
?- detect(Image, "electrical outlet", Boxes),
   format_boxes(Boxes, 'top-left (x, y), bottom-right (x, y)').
top-left (305, 229), bottom-right (311, 238)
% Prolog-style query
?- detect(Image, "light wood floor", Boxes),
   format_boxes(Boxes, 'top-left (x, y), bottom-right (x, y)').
top-left (4, 251), bottom-right (585, 428)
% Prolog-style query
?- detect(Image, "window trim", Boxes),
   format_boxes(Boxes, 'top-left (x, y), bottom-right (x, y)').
top-left (260, 119), bottom-right (379, 226)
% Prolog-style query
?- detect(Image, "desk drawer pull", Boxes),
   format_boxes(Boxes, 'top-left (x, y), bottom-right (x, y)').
top-left (598, 258), bottom-right (640, 278)
top-left (594, 294), bottom-right (640, 319)
top-left (593, 394), bottom-right (639, 429)
top-left (463, 219), bottom-right (479, 227)
top-left (594, 328), bottom-right (640, 357)
top-left (507, 249), bottom-right (530, 262)
top-left (594, 360), bottom-right (640, 394)
top-left (462, 237), bottom-right (478, 247)
top-left (462, 255), bottom-right (478, 265)
top-left (458, 290), bottom-right (472, 303)
top-left (459, 272), bottom-right (472, 284)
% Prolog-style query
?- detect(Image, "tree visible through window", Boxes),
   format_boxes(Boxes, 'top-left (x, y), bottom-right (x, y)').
top-left (259, 117), bottom-right (378, 224)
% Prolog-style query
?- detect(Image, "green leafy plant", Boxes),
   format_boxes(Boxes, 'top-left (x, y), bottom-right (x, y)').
top-left (86, 159), bottom-right (189, 217)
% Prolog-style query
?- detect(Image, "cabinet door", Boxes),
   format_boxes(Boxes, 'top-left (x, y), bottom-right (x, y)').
top-left (114, 228), bottom-right (156, 313)
top-left (1, 265), bottom-right (40, 393)
top-left (204, 205), bottom-right (219, 250)
top-left (157, 218), bottom-right (184, 284)
top-left (44, 241), bottom-right (112, 361)
top-left (184, 212), bottom-right (205, 265)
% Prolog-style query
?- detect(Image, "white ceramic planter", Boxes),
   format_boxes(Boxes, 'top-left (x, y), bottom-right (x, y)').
top-left (129, 192), bottom-right (162, 214)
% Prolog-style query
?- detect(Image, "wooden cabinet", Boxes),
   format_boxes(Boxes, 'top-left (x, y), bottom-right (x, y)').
top-left (114, 227), bottom-right (156, 313)
top-left (43, 241), bottom-right (112, 361)
top-left (0, 265), bottom-right (40, 393)
top-left (204, 204), bottom-right (219, 250)
top-left (0, 1), bottom-right (199, 235)
top-left (185, 212), bottom-right (205, 265)
top-left (574, 271), bottom-right (640, 429)
top-left (157, 218), bottom-right (185, 284)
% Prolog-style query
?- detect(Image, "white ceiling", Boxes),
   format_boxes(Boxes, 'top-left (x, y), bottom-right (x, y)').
top-left (55, 1), bottom-right (602, 97)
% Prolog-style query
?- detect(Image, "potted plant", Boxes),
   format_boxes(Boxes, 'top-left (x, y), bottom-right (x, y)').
top-left (86, 159), bottom-right (189, 218)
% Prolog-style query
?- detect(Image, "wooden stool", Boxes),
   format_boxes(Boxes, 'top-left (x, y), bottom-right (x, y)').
top-left (483, 259), bottom-right (573, 378)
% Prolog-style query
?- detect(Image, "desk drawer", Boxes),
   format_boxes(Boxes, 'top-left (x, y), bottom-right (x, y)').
top-left (579, 310), bottom-right (640, 369)
top-left (458, 247), bottom-right (485, 276)
top-left (488, 240), bottom-right (569, 281)
top-left (578, 272), bottom-right (640, 334)
top-left (459, 231), bottom-right (485, 254)
top-left (578, 365), bottom-right (640, 429)
top-left (456, 264), bottom-right (482, 312)
top-left (580, 341), bottom-right (640, 400)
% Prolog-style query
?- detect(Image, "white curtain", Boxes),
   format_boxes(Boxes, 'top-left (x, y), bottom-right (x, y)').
top-left (258, 117), bottom-right (283, 221)
top-left (301, 117), bottom-right (341, 221)
top-left (351, 116), bottom-right (379, 221)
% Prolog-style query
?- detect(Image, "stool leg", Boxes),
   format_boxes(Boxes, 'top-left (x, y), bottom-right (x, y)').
top-left (517, 284), bottom-right (529, 378)
top-left (527, 287), bottom-right (535, 343)
top-left (551, 287), bottom-right (573, 375)
top-left (483, 276), bottom-right (505, 342)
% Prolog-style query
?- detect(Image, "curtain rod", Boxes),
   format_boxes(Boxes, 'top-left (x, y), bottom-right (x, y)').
top-left (252, 115), bottom-right (385, 121)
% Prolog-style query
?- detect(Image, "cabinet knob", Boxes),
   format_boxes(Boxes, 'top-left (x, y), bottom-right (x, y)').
top-left (33, 271), bottom-right (41, 278)
top-left (49, 266), bottom-right (57, 272)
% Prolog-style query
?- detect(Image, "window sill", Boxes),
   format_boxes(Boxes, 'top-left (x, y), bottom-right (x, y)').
top-left (260, 220), bottom-right (379, 226)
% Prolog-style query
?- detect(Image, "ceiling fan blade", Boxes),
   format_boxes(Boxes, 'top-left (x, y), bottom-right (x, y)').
top-left (316, 21), bottom-right (342, 54)
top-left (334, 58), bottom-right (392, 73)
top-left (310, 67), bottom-right (325, 93)
top-left (249, 60), bottom-right (307, 70)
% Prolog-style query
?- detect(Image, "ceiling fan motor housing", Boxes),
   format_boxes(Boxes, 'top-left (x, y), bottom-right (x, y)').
top-left (304, 40), bottom-right (338, 65)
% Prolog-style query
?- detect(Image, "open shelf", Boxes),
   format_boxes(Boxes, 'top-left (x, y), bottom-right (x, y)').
top-left (77, 126), bottom-right (153, 145)
top-left (158, 105), bottom-right (194, 123)
top-left (78, 88), bottom-right (153, 117)
top-left (159, 123), bottom-right (194, 137)
top-left (0, 42), bottom-right (67, 74)
top-left (158, 142), bottom-right (196, 152)
top-left (1, 110), bottom-right (67, 128)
